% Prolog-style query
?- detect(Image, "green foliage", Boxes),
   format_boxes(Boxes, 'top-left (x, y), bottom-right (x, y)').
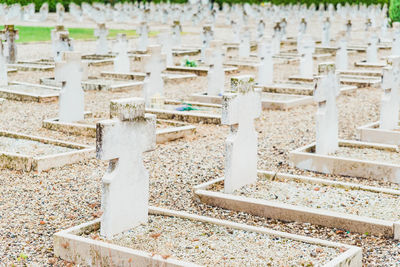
top-left (390, 0), bottom-right (400, 22)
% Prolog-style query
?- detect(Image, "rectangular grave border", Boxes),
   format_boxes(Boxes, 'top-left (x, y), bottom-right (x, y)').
top-left (358, 121), bottom-right (400, 145)
top-left (53, 206), bottom-right (362, 267)
top-left (146, 100), bottom-right (221, 124)
top-left (42, 116), bottom-right (196, 143)
top-left (166, 66), bottom-right (238, 76)
top-left (354, 61), bottom-right (387, 68)
top-left (194, 170), bottom-right (400, 238)
top-left (288, 75), bottom-right (380, 88)
top-left (7, 63), bottom-right (54, 71)
top-left (256, 83), bottom-right (357, 96)
top-left (289, 139), bottom-right (400, 184)
top-left (100, 71), bottom-right (197, 84)
top-left (39, 77), bottom-right (143, 91)
top-left (190, 92), bottom-right (313, 110)
top-left (0, 81), bottom-right (59, 102)
top-left (0, 130), bottom-right (94, 172)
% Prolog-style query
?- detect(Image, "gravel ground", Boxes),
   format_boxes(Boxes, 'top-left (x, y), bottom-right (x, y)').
top-left (0, 15), bottom-right (400, 266)
top-left (231, 177), bottom-right (400, 221)
top-left (93, 214), bottom-right (341, 266)
top-left (333, 146), bottom-right (400, 165)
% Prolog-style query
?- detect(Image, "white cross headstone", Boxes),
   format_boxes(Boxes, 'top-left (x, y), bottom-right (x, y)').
top-left (257, 18), bottom-right (265, 41)
top-left (137, 21), bottom-right (149, 52)
top-left (51, 25), bottom-right (73, 62)
top-left (392, 23), bottom-right (400, 56)
top-left (321, 17), bottom-right (331, 46)
top-left (299, 36), bottom-right (315, 77)
top-left (205, 40), bottom-right (225, 95)
top-left (238, 28), bottom-right (250, 58)
top-left (94, 23), bottom-right (109, 55)
top-left (143, 45), bottom-right (165, 107)
top-left (97, 98), bottom-right (156, 238)
top-left (299, 17), bottom-right (307, 35)
top-left (231, 20), bottom-right (241, 43)
top-left (56, 3), bottom-right (65, 24)
top-left (158, 30), bottom-right (173, 66)
top-left (366, 32), bottom-right (379, 63)
top-left (345, 19), bottom-right (352, 41)
top-left (113, 34), bottom-right (130, 73)
top-left (0, 40), bottom-right (7, 86)
top-left (313, 62), bottom-right (340, 155)
top-left (171, 20), bottom-right (182, 47)
top-left (39, 3), bottom-right (48, 21)
top-left (200, 25), bottom-right (214, 63)
top-left (380, 56), bottom-right (400, 130)
top-left (55, 52), bottom-right (84, 123)
top-left (257, 42), bottom-right (273, 86)
top-left (222, 75), bottom-right (261, 193)
top-left (1, 25), bottom-right (18, 64)
top-left (336, 33), bottom-right (348, 70)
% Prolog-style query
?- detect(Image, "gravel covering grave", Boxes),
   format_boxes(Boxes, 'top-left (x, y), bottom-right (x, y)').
top-left (0, 135), bottom-right (76, 156)
top-left (230, 177), bottom-right (400, 221)
top-left (90, 214), bottom-right (341, 266)
top-left (333, 146), bottom-right (400, 165)
top-left (1, 15), bottom-right (400, 266)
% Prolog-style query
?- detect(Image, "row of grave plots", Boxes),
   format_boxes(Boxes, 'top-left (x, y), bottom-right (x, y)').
top-left (1, 27), bottom-right (400, 266)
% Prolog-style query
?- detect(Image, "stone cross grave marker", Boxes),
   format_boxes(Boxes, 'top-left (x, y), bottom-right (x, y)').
top-left (171, 20), bottom-right (182, 47)
top-left (143, 45), bottom-right (165, 107)
top-left (0, 25), bottom-right (18, 64)
top-left (257, 41), bottom-right (273, 85)
top-left (366, 32), bottom-right (379, 63)
top-left (96, 97), bottom-right (156, 238)
top-left (336, 32), bottom-right (348, 70)
top-left (158, 30), bottom-right (173, 66)
top-left (313, 62), bottom-right (340, 155)
top-left (380, 56), bottom-right (400, 130)
top-left (299, 17), bottom-right (307, 35)
top-left (257, 18), bottom-right (265, 41)
top-left (201, 25), bottom-right (214, 63)
top-left (321, 17), bottom-right (331, 46)
top-left (56, 3), bottom-right (65, 24)
top-left (94, 23), bottom-right (109, 55)
top-left (51, 25), bottom-right (73, 62)
top-left (39, 3), bottom-right (49, 21)
top-left (345, 19), bottom-right (352, 41)
top-left (55, 52), bottom-right (85, 123)
top-left (0, 39), bottom-right (7, 86)
top-left (113, 34), bottom-right (130, 73)
top-left (392, 22), bottom-right (400, 56)
top-left (238, 27), bottom-right (250, 58)
top-left (137, 21), bottom-right (149, 52)
top-left (299, 36), bottom-right (315, 77)
top-left (231, 20), bottom-right (241, 43)
top-left (222, 75), bottom-right (261, 193)
top-left (206, 40), bottom-right (225, 96)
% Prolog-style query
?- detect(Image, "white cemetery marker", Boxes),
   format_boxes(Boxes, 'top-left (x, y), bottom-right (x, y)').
top-left (55, 52), bottom-right (84, 123)
top-left (257, 43), bottom-right (273, 86)
top-left (94, 23), bottom-right (109, 55)
top-left (336, 33), bottom-right (348, 70)
top-left (257, 18), bottom-right (265, 41)
top-left (51, 25), bottom-right (73, 62)
top-left (380, 56), bottom-right (400, 130)
top-left (0, 40), bottom-right (7, 86)
top-left (143, 45), bottom-right (165, 107)
top-left (56, 3), bottom-right (65, 24)
top-left (113, 34), bottom-right (130, 73)
top-left (313, 62), bottom-right (340, 155)
top-left (158, 31), bottom-right (173, 66)
top-left (200, 25), bottom-right (213, 63)
top-left (137, 21), bottom-right (149, 52)
top-left (238, 28), bottom-right (250, 58)
top-left (1, 25), bottom-right (18, 64)
top-left (39, 3), bottom-right (49, 21)
top-left (231, 20), bottom-right (241, 43)
top-left (222, 76), bottom-right (261, 193)
top-left (392, 23), bottom-right (400, 56)
top-left (171, 20), bottom-right (182, 47)
top-left (299, 17), bottom-right (307, 35)
top-left (280, 18), bottom-right (287, 41)
top-left (97, 98), bottom-right (156, 238)
top-left (299, 36), bottom-right (315, 77)
top-left (205, 40), bottom-right (224, 95)
top-left (321, 17), bottom-right (331, 46)
top-left (366, 32), bottom-right (378, 63)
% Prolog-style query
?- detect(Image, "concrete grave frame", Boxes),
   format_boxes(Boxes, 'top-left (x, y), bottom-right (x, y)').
top-left (0, 130), bottom-right (94, 172)
top-left (7, 62), bottom-right (54, 71)
top-left (289, 139), bottom-right (400, 184)
top-left (358, 121), bottom-right (400, 145)
top-left (7, 68), bottom-right (17, 73)
top-left (40, 77), bottom-right (143, 91)
top-left (0, 81), bottom-right (59, 102)
top-left (100, 71), bottom-right (197, 84)
top-left (145, 100), bottom-right (221, 124)
top-left (194, 171), bottom-right (400, 238)
top-left (190, 92), bottom-right (313, 110)
top-left (354, 61), bottom-right (387, 68)
top-left (166, 66), bottom-right (238, 76)
top-left (288, 75), bottom-right (381, 88)
top-left (43, 114), bottom-right (196, 143)
top-left (255, 83), bottom-right (357, 96)
top-left (53, 206), bottom-right (362, 266)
